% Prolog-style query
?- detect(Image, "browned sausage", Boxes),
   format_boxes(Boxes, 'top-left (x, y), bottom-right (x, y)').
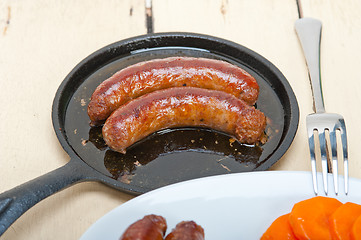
top-left (165, 221), bottom-right (205, 240)
top-left (103, 87), bottom-right (266, 154)
top-left (119, 214), bottom-right (167, 240)
top-left (88, 56), bottom-right (259, 125)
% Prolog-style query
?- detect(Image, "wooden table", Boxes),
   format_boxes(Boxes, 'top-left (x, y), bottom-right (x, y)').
top-left (1, 0), bottom-right (360, 239)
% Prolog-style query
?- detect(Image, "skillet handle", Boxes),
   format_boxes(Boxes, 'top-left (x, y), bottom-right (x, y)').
top-left (0, 159), bottom-right (96, 236)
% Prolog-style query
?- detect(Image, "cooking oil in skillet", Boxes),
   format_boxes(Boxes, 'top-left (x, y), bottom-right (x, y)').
top-left (64, 46), bottom-right (284, 191)
top-left (90, 127), bottom-right (263, 186)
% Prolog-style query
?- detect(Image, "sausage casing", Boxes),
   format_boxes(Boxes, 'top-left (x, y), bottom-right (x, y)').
top-left (119, 214), bottom-right (167, 240)
top-left (88, 56), bottom-right (259, 124)
top-left (165, 221), bottom-right (205, 240)
top-left (102, 87), bottom-right (266, 154)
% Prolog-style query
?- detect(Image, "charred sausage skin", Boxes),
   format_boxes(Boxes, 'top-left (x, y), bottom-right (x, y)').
top-left (103, 87), bottom-right (266, 154)
top-left (88, 56), bottom-right (259, 124)
top-left (165, 221), bottom-right (205, 240)
top-left (119, 214), bottom-right (167, 240)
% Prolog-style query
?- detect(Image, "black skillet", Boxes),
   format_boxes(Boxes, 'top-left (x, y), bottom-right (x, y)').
top-left (0, 32), bottom-right (299, 235)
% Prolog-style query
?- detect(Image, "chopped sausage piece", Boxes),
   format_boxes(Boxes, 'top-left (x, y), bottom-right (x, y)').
top-left (119, 214), bottom-right (167, 240)
top-left (103, 87), bottom-right (266, 154)
top-left (165, 221), bottom-right (205, 240)
top-left (88, 56), bottom-right (259, 125)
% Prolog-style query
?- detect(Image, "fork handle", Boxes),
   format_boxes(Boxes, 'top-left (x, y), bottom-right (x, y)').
top-left (295, 18), bottom-right (325, 113)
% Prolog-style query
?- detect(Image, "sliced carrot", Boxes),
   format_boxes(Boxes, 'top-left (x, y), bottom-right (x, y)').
top-left (289, 196), bottom-right (342, 240)
top-left (330, 202), bottom-right (361, 240)
top-left (351, 215), bottom-right (361, 240)
top-left (261, 213), bottom-right (298, 240)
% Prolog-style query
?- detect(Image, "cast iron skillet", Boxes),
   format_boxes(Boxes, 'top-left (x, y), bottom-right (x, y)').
top-left (0, 32), bottom-right (299, 235)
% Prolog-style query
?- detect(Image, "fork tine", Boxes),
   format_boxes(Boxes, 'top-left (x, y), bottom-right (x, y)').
top-left (319, 130), bottom-right (329, 195)
top-left (339, 119), bottom-right (349, 194)
top-left (329, 130), bottom-right (338, 195)
top-left (307, 128), bottom-right (318, 194)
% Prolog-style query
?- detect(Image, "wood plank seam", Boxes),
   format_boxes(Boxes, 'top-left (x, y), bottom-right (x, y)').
top-left (145, 0), bottom-right (153, 33)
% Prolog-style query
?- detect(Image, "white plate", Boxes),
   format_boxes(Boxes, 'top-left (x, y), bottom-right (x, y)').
top-left (80, 171), bottom-right (361, 240)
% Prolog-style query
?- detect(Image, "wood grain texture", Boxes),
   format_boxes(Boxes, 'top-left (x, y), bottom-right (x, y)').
top-left (0, 0), bottom-right (144, 239)
top-left (0, 0), bottom-right (360, 239)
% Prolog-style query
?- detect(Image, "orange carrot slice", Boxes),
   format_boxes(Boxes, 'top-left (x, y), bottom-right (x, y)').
top-left (330, 202), bottom-right (361, 240)
top-left (351, 215), bottom-right (361, 240)
top-left (289, 196), bottom-right (342, 240)
top-left (261, 213), bottom-right (298, 240)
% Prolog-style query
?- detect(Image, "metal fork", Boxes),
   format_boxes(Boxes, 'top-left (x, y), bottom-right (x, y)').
top-left (295, 18), bottom-right (348, 195)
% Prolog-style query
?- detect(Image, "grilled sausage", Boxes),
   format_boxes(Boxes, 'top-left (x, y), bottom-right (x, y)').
top-left (165, 221), bottom-right (205, 240)
top-left (103, 87), bottom-right (266, 154)
top-left (88, 56), bottom-right (259, 125)
top-left (119, 214), bottom-right (167, 240)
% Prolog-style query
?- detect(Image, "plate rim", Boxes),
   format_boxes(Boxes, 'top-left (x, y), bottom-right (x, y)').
top-left (80, 170), bottom-right (357, 240)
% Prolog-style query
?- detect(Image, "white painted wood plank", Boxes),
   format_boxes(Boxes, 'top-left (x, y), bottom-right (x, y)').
top-left (0, 1), bottom-right (145, 239)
